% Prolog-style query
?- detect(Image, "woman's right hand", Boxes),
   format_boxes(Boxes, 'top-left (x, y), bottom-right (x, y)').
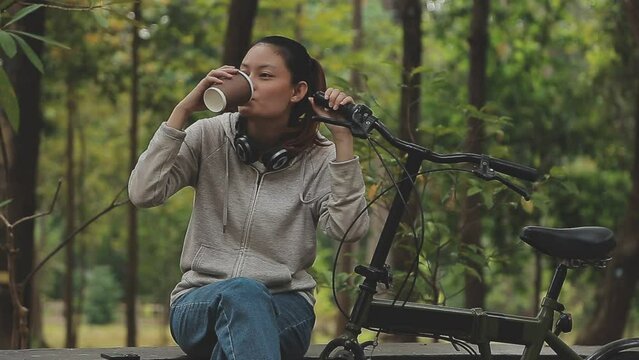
top-left (176, 65), bottom-right (239, 114)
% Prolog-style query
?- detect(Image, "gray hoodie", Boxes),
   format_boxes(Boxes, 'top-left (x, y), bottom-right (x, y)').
top-left (128, 113), bottom-right (369, 305)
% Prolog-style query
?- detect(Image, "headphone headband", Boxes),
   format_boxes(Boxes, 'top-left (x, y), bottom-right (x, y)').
top-left (234, 117), bottom-right (294, 171)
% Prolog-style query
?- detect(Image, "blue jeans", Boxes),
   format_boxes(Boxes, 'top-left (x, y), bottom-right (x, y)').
top-left (169, 277), bottom-right (315, 360)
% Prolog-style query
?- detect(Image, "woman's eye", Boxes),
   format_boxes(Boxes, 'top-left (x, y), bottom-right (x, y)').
top-left (260, 73), bottom-right (273, 78)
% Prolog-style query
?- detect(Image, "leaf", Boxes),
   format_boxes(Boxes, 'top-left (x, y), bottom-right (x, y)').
top-left (8, 33), bottom-right (43, 73)
top-left (92, 9), bottom-right (109, 29)
top-left (482, 192), bottom-right (494, 209)
top-left (8, 30), bottom-right (70, 49)
top-left (0, 67), bottom-right (19, 132)
top-left (467, 186), bottom-right (482, 196)
top-left (0, 30), bottom-right (17, 57)
top-left (4, 4), bottom-right (43, 27)
top-left (367, 183), bottom-right (379, 201)
top-left (409, 65), bottom-right (429, 78)
top-left (521, 198), bottom-right (534, 214)
top-left (0, 199), bottom-right (12, 209)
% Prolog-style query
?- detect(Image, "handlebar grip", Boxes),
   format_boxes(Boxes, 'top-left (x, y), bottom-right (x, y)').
top-left (312, 91), bottom-right (356, 117)
top-left (490, 157), bottom-right (538, 182)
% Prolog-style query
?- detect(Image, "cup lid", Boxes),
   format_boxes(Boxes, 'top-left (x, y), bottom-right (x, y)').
top-left (203, 87), bottom-right (227, 112)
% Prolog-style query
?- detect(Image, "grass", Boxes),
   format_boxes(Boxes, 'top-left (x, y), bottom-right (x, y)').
top-left (41, 300), bottom-right (174, 348)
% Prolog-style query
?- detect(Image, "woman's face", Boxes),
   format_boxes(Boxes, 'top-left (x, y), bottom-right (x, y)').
top-left (238, 44), bottom-right (306, 122)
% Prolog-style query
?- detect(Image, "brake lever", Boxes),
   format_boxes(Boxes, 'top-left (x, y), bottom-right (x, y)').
top-left (472, 154), bottom-right (531, 200)
top-left (493, 174), bottom-right (531, 201)
top-left (311, 115), bottom-right (352, 129)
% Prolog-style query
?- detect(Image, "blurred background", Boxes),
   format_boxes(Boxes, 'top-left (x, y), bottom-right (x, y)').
top-left (1, 0), bottom-right (638, 350)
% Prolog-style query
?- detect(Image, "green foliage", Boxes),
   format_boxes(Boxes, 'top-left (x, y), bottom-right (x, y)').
top-left (0, 3), bottom-right (70, 131)
top-left (22, 0), bottom-right (639, 342)
top-left (0, 198), bottom-right (11, 208)
top-left (83, 265), bottom-right (122, 325)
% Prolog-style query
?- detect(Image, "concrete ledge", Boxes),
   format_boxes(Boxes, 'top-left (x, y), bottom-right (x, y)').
top-left (0, 343), bottom-right (607, 359)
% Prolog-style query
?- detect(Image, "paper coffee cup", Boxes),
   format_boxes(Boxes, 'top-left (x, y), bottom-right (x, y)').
top-left (203, 70), bottom-right (253, 112)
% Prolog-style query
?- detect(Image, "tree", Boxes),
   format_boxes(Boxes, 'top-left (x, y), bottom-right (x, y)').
top-left (0, 1), bottom-right (45, 349)
top-left (63, 70), bottom-right (77, 348)
top-left (459, 0), bottom-right (490, 309)
top-left (334, 0), bottom-right (364, 337)
top-left (222, 0), bottom-right (258, 67)
top-left (124, 0), bottom-right (142, 348)
top-left (383, 0), bottom-right (422, 343)
top-left (577, 0), bottom-right (639, 344)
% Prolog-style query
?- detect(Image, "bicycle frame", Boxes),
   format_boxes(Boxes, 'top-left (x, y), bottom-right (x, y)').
top-left (362, 264), bottom-right (580, 360)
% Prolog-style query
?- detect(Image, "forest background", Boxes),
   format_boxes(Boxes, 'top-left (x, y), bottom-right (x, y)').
top-left (1, 0), bottom-right (638, 351)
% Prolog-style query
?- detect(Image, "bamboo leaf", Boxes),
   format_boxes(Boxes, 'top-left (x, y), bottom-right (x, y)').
top-left (4, 4), bottom-right (43, 27)
top-left (8, 30), bottom-right (70, 49)
top-left (0, 30), bottom-right (17, 57)
top-left (0, 199), bottom-right (12, 209)
top-left (0, 67), bottom-right (19, 132)
top-left (8, 33), bottom-right (43, 73)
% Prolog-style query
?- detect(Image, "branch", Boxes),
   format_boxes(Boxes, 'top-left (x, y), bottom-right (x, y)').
top-left (21, 186), bottom-right (129, 287)
top-left (0, 179), bottom-right (61, 231)
top-left (13, 179), bottom-right (61, 227)
top-left (16, 0), bottom-right (137, 12)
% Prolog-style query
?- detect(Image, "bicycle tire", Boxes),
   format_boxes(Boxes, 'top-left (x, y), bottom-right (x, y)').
top-left (584, 338), bottom-right (639, 360)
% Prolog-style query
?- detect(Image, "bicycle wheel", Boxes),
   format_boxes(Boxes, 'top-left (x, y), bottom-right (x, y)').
top-left (585, 338), bottom-right (639, 360)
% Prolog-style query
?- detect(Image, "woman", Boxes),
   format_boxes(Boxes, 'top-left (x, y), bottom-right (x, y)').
top-left (129, 35), bottom-right (369, 360)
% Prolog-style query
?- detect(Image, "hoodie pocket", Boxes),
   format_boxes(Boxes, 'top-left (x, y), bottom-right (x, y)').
top-left (239, 252), bottom-right (293, 287)
top-left (191, 244), bottom-right (236, 279)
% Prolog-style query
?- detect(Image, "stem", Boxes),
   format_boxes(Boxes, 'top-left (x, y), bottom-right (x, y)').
top-left (21, 186), bottom-right (128, 287)
top-left (12, 179), bottom-right (61, 228)
top-left (6, 229), bottom-right (27, 348)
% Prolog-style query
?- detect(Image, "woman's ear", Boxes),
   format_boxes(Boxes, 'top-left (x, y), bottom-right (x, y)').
top-left (291, 81), bottom-right (309, 103)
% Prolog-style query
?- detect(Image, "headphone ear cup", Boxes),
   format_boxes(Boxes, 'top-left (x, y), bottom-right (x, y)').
top-left (262, 148), bottom-right (291, 171)
top-left (234, 134), bottom-right (257, 165)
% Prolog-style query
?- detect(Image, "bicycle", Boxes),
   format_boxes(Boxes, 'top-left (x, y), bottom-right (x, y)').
top-left (311, 91), bottom-right (639, 360)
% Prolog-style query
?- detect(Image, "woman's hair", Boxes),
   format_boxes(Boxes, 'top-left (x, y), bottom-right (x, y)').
top-left (252, 35), bottom-right (328, 153)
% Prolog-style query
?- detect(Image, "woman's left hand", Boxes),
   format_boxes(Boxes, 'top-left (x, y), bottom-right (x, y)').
top-left (309, 88), bottom-right (354, 141)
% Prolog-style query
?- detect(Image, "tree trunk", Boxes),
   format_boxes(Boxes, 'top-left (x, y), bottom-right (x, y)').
top-left (294, 3), bottom-right (303, 42)
top-left (75, 112), bottom-right (88, 334)
top-left (0, 114), bottom-right (16, 350)
top-left (0, 2), bottom-right (45, 349)
top-left (30, 214), bottom-right (48, 348)
top-left (334, 0), bottom-right (364, 337)
top-left (576, 0), bottom-right (639, 344)
top-left (383, 0), bottom-right (422, 343)
top-left (460, 0), bottom-right (489, 310)
top-left (533, 251), bottom-right (542, 315)
top-left (222, 0), bottom-right (258, 67)
top-left (64, 79), bottom-right (77, 348)
top-left (126, 0), bottom-right (141, 347)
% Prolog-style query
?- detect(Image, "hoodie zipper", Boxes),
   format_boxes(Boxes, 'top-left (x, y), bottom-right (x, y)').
top-left (231, 170), bottom-right (264, 277)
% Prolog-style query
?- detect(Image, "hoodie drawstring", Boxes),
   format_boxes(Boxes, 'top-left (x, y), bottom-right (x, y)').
top-left (223, 139), bottom-right (229, 233)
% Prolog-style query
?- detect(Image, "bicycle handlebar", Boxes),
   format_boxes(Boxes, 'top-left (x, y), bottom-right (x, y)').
top-left (312, 91), bottom-right (538, 182)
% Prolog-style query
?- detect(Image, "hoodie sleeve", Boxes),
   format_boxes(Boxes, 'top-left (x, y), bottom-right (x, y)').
top-left (128, 121), bottom-right (202, 208)
top-left (317, 156), bottom-right (370, 242)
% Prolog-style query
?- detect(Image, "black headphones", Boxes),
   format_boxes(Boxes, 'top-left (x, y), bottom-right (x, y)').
top-left (234, 117), bottom-right (294, 171)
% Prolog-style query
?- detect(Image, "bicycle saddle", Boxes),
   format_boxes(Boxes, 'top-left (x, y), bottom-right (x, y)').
top-left (519, 226), bottom-right (615, 260)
